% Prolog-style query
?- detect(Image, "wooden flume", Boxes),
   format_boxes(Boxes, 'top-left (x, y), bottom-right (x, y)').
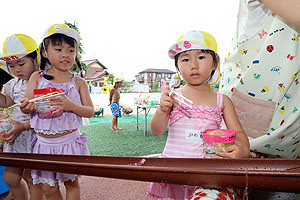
top-left (0, 153), bottom-right (300, 192)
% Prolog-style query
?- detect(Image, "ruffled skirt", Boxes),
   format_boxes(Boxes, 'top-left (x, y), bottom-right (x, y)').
top-left (31, 130), bottom-right (90, 186)
top-left (147, 182), bottom-right (196, 200)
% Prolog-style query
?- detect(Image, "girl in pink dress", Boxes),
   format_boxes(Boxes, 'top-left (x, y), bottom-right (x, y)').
top-left (147, 30), bottom-right (250, 200)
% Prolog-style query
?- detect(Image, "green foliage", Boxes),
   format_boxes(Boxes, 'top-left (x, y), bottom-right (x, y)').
top-left (120, 81), bottom-right (132, 92)
top-left (150, 82), bottom-right (159, 92)
top-left (108, 74), bottom-right (115, 84)
top-left (64, 21), bottom-right (88, 73)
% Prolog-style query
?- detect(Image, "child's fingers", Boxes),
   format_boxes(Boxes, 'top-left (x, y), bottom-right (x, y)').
top-left (215, 151), bottom-right (233, 158)
top-left (20, 98), bottom-right (29, 108)
top-left (224, 144), bottom-right (238, 153)
top-left (52, 107), bottom-right (63, 115)
top-left (20, 98), bottom-right (28, 104)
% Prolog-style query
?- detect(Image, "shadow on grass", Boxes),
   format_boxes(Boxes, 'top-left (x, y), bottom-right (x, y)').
top-left (80, 121), bottom-right (168, 157)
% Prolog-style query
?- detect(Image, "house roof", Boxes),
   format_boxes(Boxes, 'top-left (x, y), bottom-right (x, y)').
top-left (81, 59), bottom-right (107, 69)
top-left (85, 69), bottom-right (109, 81)
top-left (138, 68), bottom-right (176, 74)
top-left (82, 59), bottom-right (109, 81)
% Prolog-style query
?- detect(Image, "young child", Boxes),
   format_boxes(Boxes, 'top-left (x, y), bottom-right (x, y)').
top-left (147, 30), bottom-right (250, 200)
top-left (108, 77), bottom-right (123, 132)
top-left (20, 24), bottom-right (94, 200)
top-left (0, 34), bottom-right (40, 200)
top-left (121, 104), bottom-right (133, 116)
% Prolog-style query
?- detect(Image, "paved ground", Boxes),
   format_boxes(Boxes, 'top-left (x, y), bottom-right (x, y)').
top-left (71, 176), bottom-right (151, 200)
top-left (1, 176), bottom-right (300, 200)
top-left (0, 176), bottom-right (151, 200)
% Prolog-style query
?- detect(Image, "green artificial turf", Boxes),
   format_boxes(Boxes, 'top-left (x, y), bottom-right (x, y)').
top-left (89, 114), bottom-right (154, 125)
top-left (80, 121), bottom-right (168, 157)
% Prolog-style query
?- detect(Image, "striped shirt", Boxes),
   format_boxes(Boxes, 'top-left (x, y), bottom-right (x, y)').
top-left (162, 90), bottom-right (223, 158)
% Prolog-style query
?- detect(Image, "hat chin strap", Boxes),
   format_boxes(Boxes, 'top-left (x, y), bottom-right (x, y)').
top-left (42, 41), bottom-right (49, 58)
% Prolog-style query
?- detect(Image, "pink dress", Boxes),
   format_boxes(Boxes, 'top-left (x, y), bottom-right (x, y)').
top-left (147, 89), bottom-right (223, 200)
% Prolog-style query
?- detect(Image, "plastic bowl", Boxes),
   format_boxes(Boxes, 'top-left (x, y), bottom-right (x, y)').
top-left (203, 129), bottom-right (236, 158)
top-left (35, 100), bottom-right (62, 118)
top-left (0, 119), bottom-right (13, 140)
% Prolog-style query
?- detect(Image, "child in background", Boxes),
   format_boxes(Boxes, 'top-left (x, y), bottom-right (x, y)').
top-left (0, 34), bottom-right (40, 200)
top-left (20, 24), bottom-right (94, 200)
top-left (147, 30), bottom-right (250, 200)
top-left (121, 104), bottom-right (133, 116)
top-left (108, 77), bottom-right (123, 132)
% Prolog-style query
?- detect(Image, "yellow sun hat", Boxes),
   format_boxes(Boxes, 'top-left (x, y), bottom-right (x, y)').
top-left (38, 24), bottom-right (80, 66)
top-left (168, 30), bottom-right (220, 85)
top-left (114, 76), bottom-right (124, 83)
top-left (42, 24), bottom-right (80, 44)
top-left (0, 53), bottom-right (14, 77)
top-left (0, 34), bottom-right (37, 62)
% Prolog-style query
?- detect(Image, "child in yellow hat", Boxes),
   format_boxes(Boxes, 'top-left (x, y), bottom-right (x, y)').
top-left (20, 24), bottom-right (93, 200)
top-left (147, 30), bottom-right (250, 200)
top-left (108, 76), bottom-right (124, 132)
top-left (0, 34), bottom-right (41, 200)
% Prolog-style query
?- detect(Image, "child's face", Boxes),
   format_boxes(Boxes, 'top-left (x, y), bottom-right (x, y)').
top-left (177, 50), bottom-right (217, 86)
top-left (116, 82), bottom-right (123, 87)
top-left (43, 40), bottom-right (76, 72)
top-left (7, 57), bottom-right (36, 80)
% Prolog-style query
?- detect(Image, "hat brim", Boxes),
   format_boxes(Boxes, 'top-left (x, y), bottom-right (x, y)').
top-left (0, 53), bottom-right (29, 62)
top-left (47, 29), bottom-right (80, 44)
top-left (168, 40), bottom-right (212, 59)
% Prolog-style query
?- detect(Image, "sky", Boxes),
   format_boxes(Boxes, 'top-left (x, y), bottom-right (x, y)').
top-left (0, 0), bottom-right (238, 81)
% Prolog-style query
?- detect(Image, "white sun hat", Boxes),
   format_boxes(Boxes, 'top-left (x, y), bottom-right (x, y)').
top-left (38, 24), bottom-right (80, 65)
top-left (0, 34), bottom-right (37, 62)
top-left (114, 76), bottom-right (124, 83)
top-left (42, 24), bottom-right (80, 44)
top-left (168, 30), bottom-right (220, 85)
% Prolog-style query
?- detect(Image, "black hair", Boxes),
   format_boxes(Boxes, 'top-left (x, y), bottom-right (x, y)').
top-left (0, 68), bottom-right (13, 91)
top-left (40, 33), bottom-right (82, 80)
top-left (174, 49), bottom-right (219, 81)
top-left (26, 50), bottom-right (37, 60)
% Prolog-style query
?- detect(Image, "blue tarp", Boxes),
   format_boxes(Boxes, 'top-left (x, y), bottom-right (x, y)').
top-left (0, 165), bottom-right (9, 195)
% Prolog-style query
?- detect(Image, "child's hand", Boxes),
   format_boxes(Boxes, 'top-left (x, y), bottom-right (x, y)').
top-left (214, 143), bottom-right (250, 159)
top-left (20, 98), bottom-right (37, 114)
top-left (159, 87), bottom-right (174, 113)
top-left (3, 119), bottom-right (24, 143)
top-left (49, 89), bottom-right (74, 114)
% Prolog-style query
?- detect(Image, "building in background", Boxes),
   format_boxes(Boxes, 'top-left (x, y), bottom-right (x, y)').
top-left (135, 68), bottom-right (176, 90)
top-left (82, 59), bottom-right (109, 93)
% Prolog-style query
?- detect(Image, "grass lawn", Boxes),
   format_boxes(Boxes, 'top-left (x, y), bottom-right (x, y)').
top-left (80, 116), bottom-right (168, 157)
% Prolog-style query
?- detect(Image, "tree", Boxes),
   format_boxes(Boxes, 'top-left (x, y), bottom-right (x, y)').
top-left (150, 82), bottom-right (160, 92)
top-left (108, 74), bottom-right (115, 85)
top-left (64, 21), bottom-right (88, 73)
top-left (120, 81), bottom-right (132, 93)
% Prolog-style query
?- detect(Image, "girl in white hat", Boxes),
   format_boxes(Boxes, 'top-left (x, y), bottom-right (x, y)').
top-left (147, 30), bottom-right (250, 200)
top-left (0, 34), bottom-right (40, 200)
top-left (20, 24), bottom-right (93, 200)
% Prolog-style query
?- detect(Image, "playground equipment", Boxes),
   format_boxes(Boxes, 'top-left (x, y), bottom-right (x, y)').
top-left (101, 76), bottom-right (112, 94)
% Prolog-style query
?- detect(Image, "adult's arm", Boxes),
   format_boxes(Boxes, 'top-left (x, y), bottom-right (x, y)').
top-left (260, 0), bottom-right (300, 26)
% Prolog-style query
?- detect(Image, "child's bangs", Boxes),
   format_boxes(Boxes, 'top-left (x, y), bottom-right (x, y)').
top-left (50, 34), bottom-right (76, 48)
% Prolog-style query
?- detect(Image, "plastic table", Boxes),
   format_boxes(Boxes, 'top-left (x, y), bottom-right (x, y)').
top-left (136, 104), bottom-right (158, 136)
